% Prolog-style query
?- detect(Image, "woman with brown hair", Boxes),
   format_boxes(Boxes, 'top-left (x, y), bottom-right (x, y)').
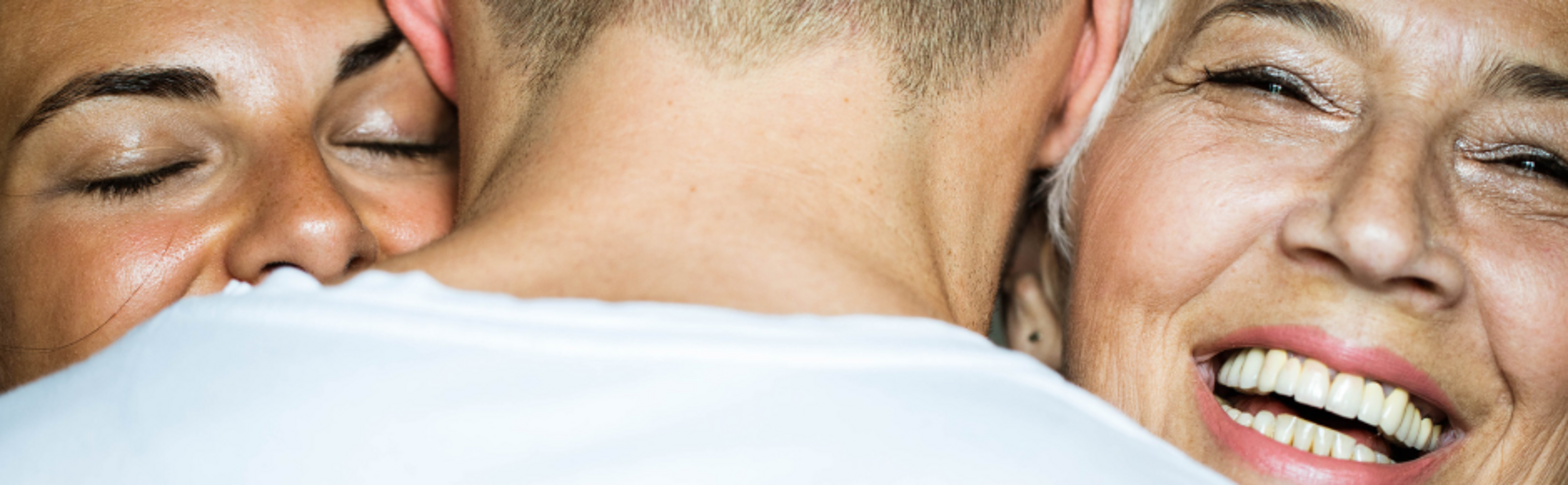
top-left (0, 0), bottom-right (459, 390)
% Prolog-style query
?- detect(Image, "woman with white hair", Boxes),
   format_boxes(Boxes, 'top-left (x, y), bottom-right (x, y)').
top-left (1007, 0), bottom-right (1568, 482)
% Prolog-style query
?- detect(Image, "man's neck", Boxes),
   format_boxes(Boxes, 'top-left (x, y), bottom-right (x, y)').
top-left (385, 26), bottom-right (1037, 331)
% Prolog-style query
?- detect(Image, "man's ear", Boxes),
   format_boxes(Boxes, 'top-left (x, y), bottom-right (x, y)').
top-left (387, 0), bottom-right (457, 101)
top-left (1036, 0), bottom-right (1133, 167)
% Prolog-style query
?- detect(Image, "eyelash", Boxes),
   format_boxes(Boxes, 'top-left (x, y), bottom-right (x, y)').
top-left (76, 139), bottom-right (448, 201)
top-left (1471, 146), bottom-right (1568, 188)
top-left (81, 160), bottom-right (201, 200)
top-left (1203, 66), bottom-right (1341, 114)
top-left (342, 141), bottom-right (451, 159)
top-left (1205, 66), bottom-right (1568, 191)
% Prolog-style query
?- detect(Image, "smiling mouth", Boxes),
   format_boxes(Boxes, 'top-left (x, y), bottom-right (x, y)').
top-left (1209, 347), bottom-right (1453, 465)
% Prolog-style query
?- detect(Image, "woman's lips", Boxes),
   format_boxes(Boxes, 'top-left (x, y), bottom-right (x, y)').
top-left (1215, 348), bottom-right (1449, 452)
top-left (1187, 325), bottom-right (1461, 484)
top-left (1195, 373), bottom-right (1448, 484)
top-left (1193, 325), bottom-right (1459, 426)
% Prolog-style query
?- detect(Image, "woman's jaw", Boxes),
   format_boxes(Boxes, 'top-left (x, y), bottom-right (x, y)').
top-left (1063, 269), bottom-right (1486, 485)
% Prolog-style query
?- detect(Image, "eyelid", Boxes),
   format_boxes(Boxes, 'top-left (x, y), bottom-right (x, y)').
top-left (1457, 140), bottom-right (1567, 164)
top-left (60, 143), bottom-right (202, 184)
top-left (77, 159), bottom-right (203, 200)
top-left (1208, 65), bottom-right (1355, 117)
top-left (331, 111), bottom-right (453, 152)
top-left (1456, 139), bottom-right (1568, 186)
top-left (1262, 66), bottom-right (1344, 115)
top-left (341, 140), bottom-right (453, 158)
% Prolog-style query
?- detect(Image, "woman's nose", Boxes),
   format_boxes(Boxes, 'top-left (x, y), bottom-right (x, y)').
top-left (225, 141), bottom-right (379, 284)
top-left (1278, 121), bottom-right (1467, 313)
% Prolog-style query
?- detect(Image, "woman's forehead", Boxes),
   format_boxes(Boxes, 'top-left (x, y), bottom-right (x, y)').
top-left (0, 0), bottom-right (387, 144)
top-left (1161, 0), bottom-right (1568, 72)
top-left (0, 0), bottom-right (381, 59)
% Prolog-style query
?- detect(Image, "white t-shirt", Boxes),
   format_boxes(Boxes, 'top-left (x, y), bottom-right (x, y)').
top-left (0, 268), bottom-right (1228, 484)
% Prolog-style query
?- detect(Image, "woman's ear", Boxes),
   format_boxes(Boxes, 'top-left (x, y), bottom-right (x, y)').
top-left (387, 0), bottom-right (457, 101)
top-left (1036, 0), bottom-right (1133, 166)
top-left (1007, 272), bottom-right (1064, 371)
top-left (1003, 208), bottom-right (1066, 371)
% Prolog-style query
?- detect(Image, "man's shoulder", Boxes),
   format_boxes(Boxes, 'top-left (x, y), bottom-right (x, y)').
top-left (0, 269), bottom-right (1229, 484)
top-left (162, 268), bottom-right (1022, 366)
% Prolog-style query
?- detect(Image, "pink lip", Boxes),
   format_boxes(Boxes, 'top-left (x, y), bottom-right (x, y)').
top-left (1194, 374), bottom-right (1450, 484)
top-left (1194, 325), bottom-right (1459, 426)
top-left (1191, 325), bottom-right (1460, 484)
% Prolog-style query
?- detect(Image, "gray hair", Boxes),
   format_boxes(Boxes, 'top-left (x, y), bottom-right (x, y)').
top-left (1045, 0), bottom-right (1174, 261)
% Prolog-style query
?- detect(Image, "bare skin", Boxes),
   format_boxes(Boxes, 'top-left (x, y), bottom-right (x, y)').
top-left (380, 0), bottom-right (1131, 332)
top-left (1062, 0), bottom-right (1568, 483)
top-left (0, 0), bottom-right (458, 391)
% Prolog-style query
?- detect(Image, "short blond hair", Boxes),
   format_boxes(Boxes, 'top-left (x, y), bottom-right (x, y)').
top-left (481, 0), bottom-right (1063, 98)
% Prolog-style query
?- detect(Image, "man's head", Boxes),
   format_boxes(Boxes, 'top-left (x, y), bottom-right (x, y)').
top-left (406, 0), bottom-right (1064, 98)
top-left (379, 0), bottom-right (1128, 330)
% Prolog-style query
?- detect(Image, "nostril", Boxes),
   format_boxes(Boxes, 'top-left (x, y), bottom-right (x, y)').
top-left (345, 255), bottom-right (370, 273)
top-left (1292, 247), bottom-right (1352, 276)
top-left (253, 262), bottom-right (304, 283)
top-left (1394, 277), bottom-right (1438, 295)
top-left (1387, 276), bottom-right (1458, 313)
top-left (261, 262), bottom-right (296, 275)
top-left (1291, 246), bottom-right (1452, 303)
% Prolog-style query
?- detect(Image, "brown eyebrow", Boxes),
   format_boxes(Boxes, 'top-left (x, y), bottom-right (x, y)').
top-left (1486, 62), bottom-right (1568, 101)
top-left (336, 26), bottom-right (406, 83)
top-left (13, 66), bottom-right (218, 142)
top-left (1193, 0), bottom-right (1372, 49)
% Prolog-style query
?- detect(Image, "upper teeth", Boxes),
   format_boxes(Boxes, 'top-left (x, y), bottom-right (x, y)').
top-left (1217, 348), bottom-right (1444, 452)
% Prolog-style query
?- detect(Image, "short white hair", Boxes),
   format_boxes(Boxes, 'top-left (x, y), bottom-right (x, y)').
top-left (1045, 0), bottom-right (1175, 261)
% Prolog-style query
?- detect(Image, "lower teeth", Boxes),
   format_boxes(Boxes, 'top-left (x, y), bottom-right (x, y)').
top-left (1221, 403), bottom-right (1393, 464)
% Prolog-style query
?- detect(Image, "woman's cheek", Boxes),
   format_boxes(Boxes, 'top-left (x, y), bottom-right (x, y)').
top-left (7, 215), bottom-right (214, 360)
top-left (1468, 219), bottom-right (1568, 437)
top-left (1077, 127), bottom-right (1266, 304)
top-left (359, 175), bottom-right (456, 257)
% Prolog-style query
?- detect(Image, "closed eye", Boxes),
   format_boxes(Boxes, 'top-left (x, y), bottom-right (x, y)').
top-left (1204, 66), bottom-right (1345, 115)
top-left (80, 160), bottom-right (201, 200)
top-left (341, 141), bottom-right (451, 159)
top-left (1467, 144), bottom-right (1568, 189)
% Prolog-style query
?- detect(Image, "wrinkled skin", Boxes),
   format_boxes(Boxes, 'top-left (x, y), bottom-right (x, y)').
top-left (0, 0), bottom-right (457, 390)
top-left (1064, 0), bottom-right (1568, 483)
